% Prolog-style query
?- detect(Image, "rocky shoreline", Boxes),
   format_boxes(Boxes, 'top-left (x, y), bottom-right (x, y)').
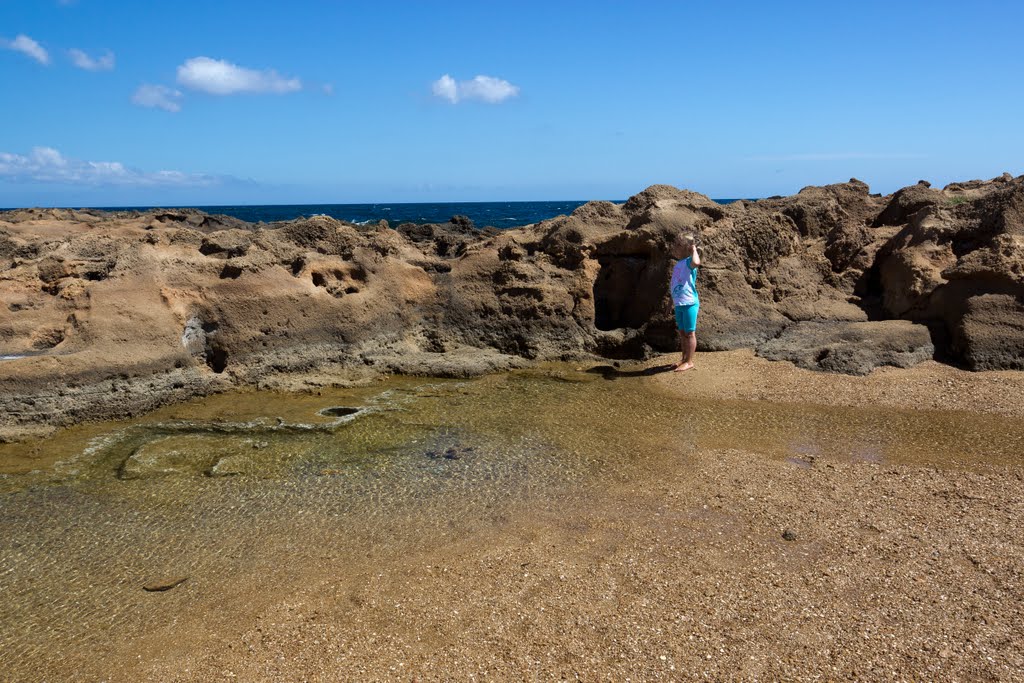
top-left (2, 173), bottom-right (1022, 440)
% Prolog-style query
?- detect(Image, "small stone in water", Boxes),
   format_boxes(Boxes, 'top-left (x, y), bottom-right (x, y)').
top-left (143, 576), bottom-right (188, 592)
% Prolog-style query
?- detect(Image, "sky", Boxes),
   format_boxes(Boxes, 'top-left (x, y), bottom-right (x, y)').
top-left (1, 0), bottom-right (1022, 206)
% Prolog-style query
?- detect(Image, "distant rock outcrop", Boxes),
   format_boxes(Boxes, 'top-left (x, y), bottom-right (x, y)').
top-left (2, 172), bottom-right (1022, 437)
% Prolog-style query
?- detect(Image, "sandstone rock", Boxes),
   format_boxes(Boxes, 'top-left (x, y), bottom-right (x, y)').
top-left (146, 209), bottom-right (252, 233)
top-left (448, 214), bottom-right (475, 230)
top-left (693, 267), bottom-right (789, 350)
top-left (948, 294), bottom-right (1024, 370)
top-left (199, 231), bottom-right (251, 259)
top-left (756, 320), bottom-right (935, 375)
top-left (879, 239), bottom-right (956, 317)
top-left (873, 183), bottom-right (944, 227)
top-left (759, 179), bottom-right (880, 238)
top-left (870, 179), bottom-right (1024, 367)
top-left (3, 174), bottom-right (1024, 439)
top-left (824, 221), bottom-right (872, 273)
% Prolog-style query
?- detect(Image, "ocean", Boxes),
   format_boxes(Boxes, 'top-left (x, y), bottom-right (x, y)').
top-left (89, 199), bottom-right (742, 229)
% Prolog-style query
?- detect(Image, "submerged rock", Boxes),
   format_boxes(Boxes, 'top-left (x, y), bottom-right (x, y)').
top-left (142, 576), bottom-right (188, 592)
top-left (119, 434), bottom-right (241, 479)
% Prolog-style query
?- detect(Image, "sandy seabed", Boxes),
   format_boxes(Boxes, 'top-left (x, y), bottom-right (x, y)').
top-left (6, 351), bottom-right (1024, 682)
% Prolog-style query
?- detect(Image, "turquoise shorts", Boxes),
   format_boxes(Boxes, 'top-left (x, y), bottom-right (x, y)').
top-left (674, 303), bottom-right (699, 332)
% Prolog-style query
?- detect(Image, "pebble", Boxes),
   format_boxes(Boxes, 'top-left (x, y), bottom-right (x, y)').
top-left (143, 576), bottom-right (188, 592)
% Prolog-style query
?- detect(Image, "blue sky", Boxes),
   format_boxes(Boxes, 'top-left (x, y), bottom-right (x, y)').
top-left (1, 0), bottom-right (1022, 206)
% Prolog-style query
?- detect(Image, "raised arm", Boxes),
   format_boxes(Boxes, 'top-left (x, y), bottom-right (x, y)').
top-left (690, 244), bottom-right (701, 267)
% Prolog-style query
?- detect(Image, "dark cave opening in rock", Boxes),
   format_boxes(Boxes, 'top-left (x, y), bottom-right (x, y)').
top-left (204, 344), bottom-right (229, 373)
top-left (592, 254), bottom-right (670, 333)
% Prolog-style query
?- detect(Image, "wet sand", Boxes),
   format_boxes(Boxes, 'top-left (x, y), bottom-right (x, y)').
top-left (648, 349), bottom-right (1024, 419)
top-left (152, 452), bottom-right (1023, 682)
top-left (2, 353), bottom-right (1024, 681)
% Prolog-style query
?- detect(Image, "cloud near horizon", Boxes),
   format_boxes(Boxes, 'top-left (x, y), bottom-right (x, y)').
top-left (131, 84), bottom-right (184, 112)
top-left (2, 34), bottom-right (50, 65)
top-left (431, 74), bottom-right (519, 104)
top-left (176, 56), bottom-right (302, 95)
top-left (69, 48), bottom-right (115, 71)
top-left (0, 147), bottom-right (222, 187)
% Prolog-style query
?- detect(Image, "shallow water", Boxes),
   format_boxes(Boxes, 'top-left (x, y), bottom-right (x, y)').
top-left (1, 367), bottom-right (1022, 679)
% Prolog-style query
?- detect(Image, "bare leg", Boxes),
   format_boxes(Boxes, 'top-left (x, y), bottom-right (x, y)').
top-left (674, 331), bottom-right (697, 372)
top-left (685, 331), bottom-right (697, 365)
top-left (673, 330), bottom-right (687, 368)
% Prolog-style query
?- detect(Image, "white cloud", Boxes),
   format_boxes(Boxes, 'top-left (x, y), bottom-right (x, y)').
top-left (432, 74), bottom-right (458, 103)
top-left (2, 34), bottom-right (50, 65)
top-left (176, 56), bottom-right (301, 95)
top-left (461, 75), bottom-right (519, 103)
top-left (69, 48), bottom-right (115, 71)
top-left (131, 84), bottom-right (184, 112)
top-left (431, 74), bottom-right (519, 104)
top-left (0, 147), bottom-right (221, 187)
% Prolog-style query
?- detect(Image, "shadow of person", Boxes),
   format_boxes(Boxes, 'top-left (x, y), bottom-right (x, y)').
top-left (585, 363), bottom-right (677, 380)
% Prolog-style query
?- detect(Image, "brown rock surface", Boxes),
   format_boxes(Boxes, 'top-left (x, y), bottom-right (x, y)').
top-left (2, 172), bottom-right (1023, 437)
top-left (755, 320), bottom-right (935, 375)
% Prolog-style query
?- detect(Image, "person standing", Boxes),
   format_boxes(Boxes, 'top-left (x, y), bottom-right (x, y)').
top-left (669, 233), bottom-right (701, 372)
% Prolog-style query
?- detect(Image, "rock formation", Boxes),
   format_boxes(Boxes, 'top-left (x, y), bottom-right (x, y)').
top-left (2, 173), bottom-right (1022, 438)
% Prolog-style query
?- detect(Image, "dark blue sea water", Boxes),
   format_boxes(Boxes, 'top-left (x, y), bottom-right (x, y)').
top-left (94, 201), bottom-right (596, 228)
top-left (88, 199), bottom-right (741, 229)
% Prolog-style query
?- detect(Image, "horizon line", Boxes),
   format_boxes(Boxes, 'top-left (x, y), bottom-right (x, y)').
top-left (1, 197), bottom-right (760, 212)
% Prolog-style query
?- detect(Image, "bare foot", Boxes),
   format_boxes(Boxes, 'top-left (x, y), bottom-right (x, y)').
top-left (673, 362), bottom-right (695, 373)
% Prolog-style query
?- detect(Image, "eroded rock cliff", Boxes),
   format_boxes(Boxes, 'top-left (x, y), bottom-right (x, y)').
top-left (2, 173), bottom-right (1022, 437)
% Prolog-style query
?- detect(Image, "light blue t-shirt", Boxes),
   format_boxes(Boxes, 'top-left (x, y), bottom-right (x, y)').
top-left (670, 256), bottom-right (699, 307)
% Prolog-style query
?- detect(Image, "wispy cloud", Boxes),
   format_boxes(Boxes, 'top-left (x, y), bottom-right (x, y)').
top-left (69, 48), bottom-right (115, 71)
top-left (431, 74), bottom-right (519, 104)
top-left (176, 56), bottom-right (301, 95)
top-left (2, 34), bottom-right (50, 65)
top-left (745, 152), bottom-right (927, 162)
top-left (131, 84), bottom-right (184, 112)
top-left (0, 147), bottom-right (222, 187)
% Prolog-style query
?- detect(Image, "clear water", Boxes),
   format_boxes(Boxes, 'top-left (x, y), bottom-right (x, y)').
top-left (1, 366), bottom-right (1021, 680)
